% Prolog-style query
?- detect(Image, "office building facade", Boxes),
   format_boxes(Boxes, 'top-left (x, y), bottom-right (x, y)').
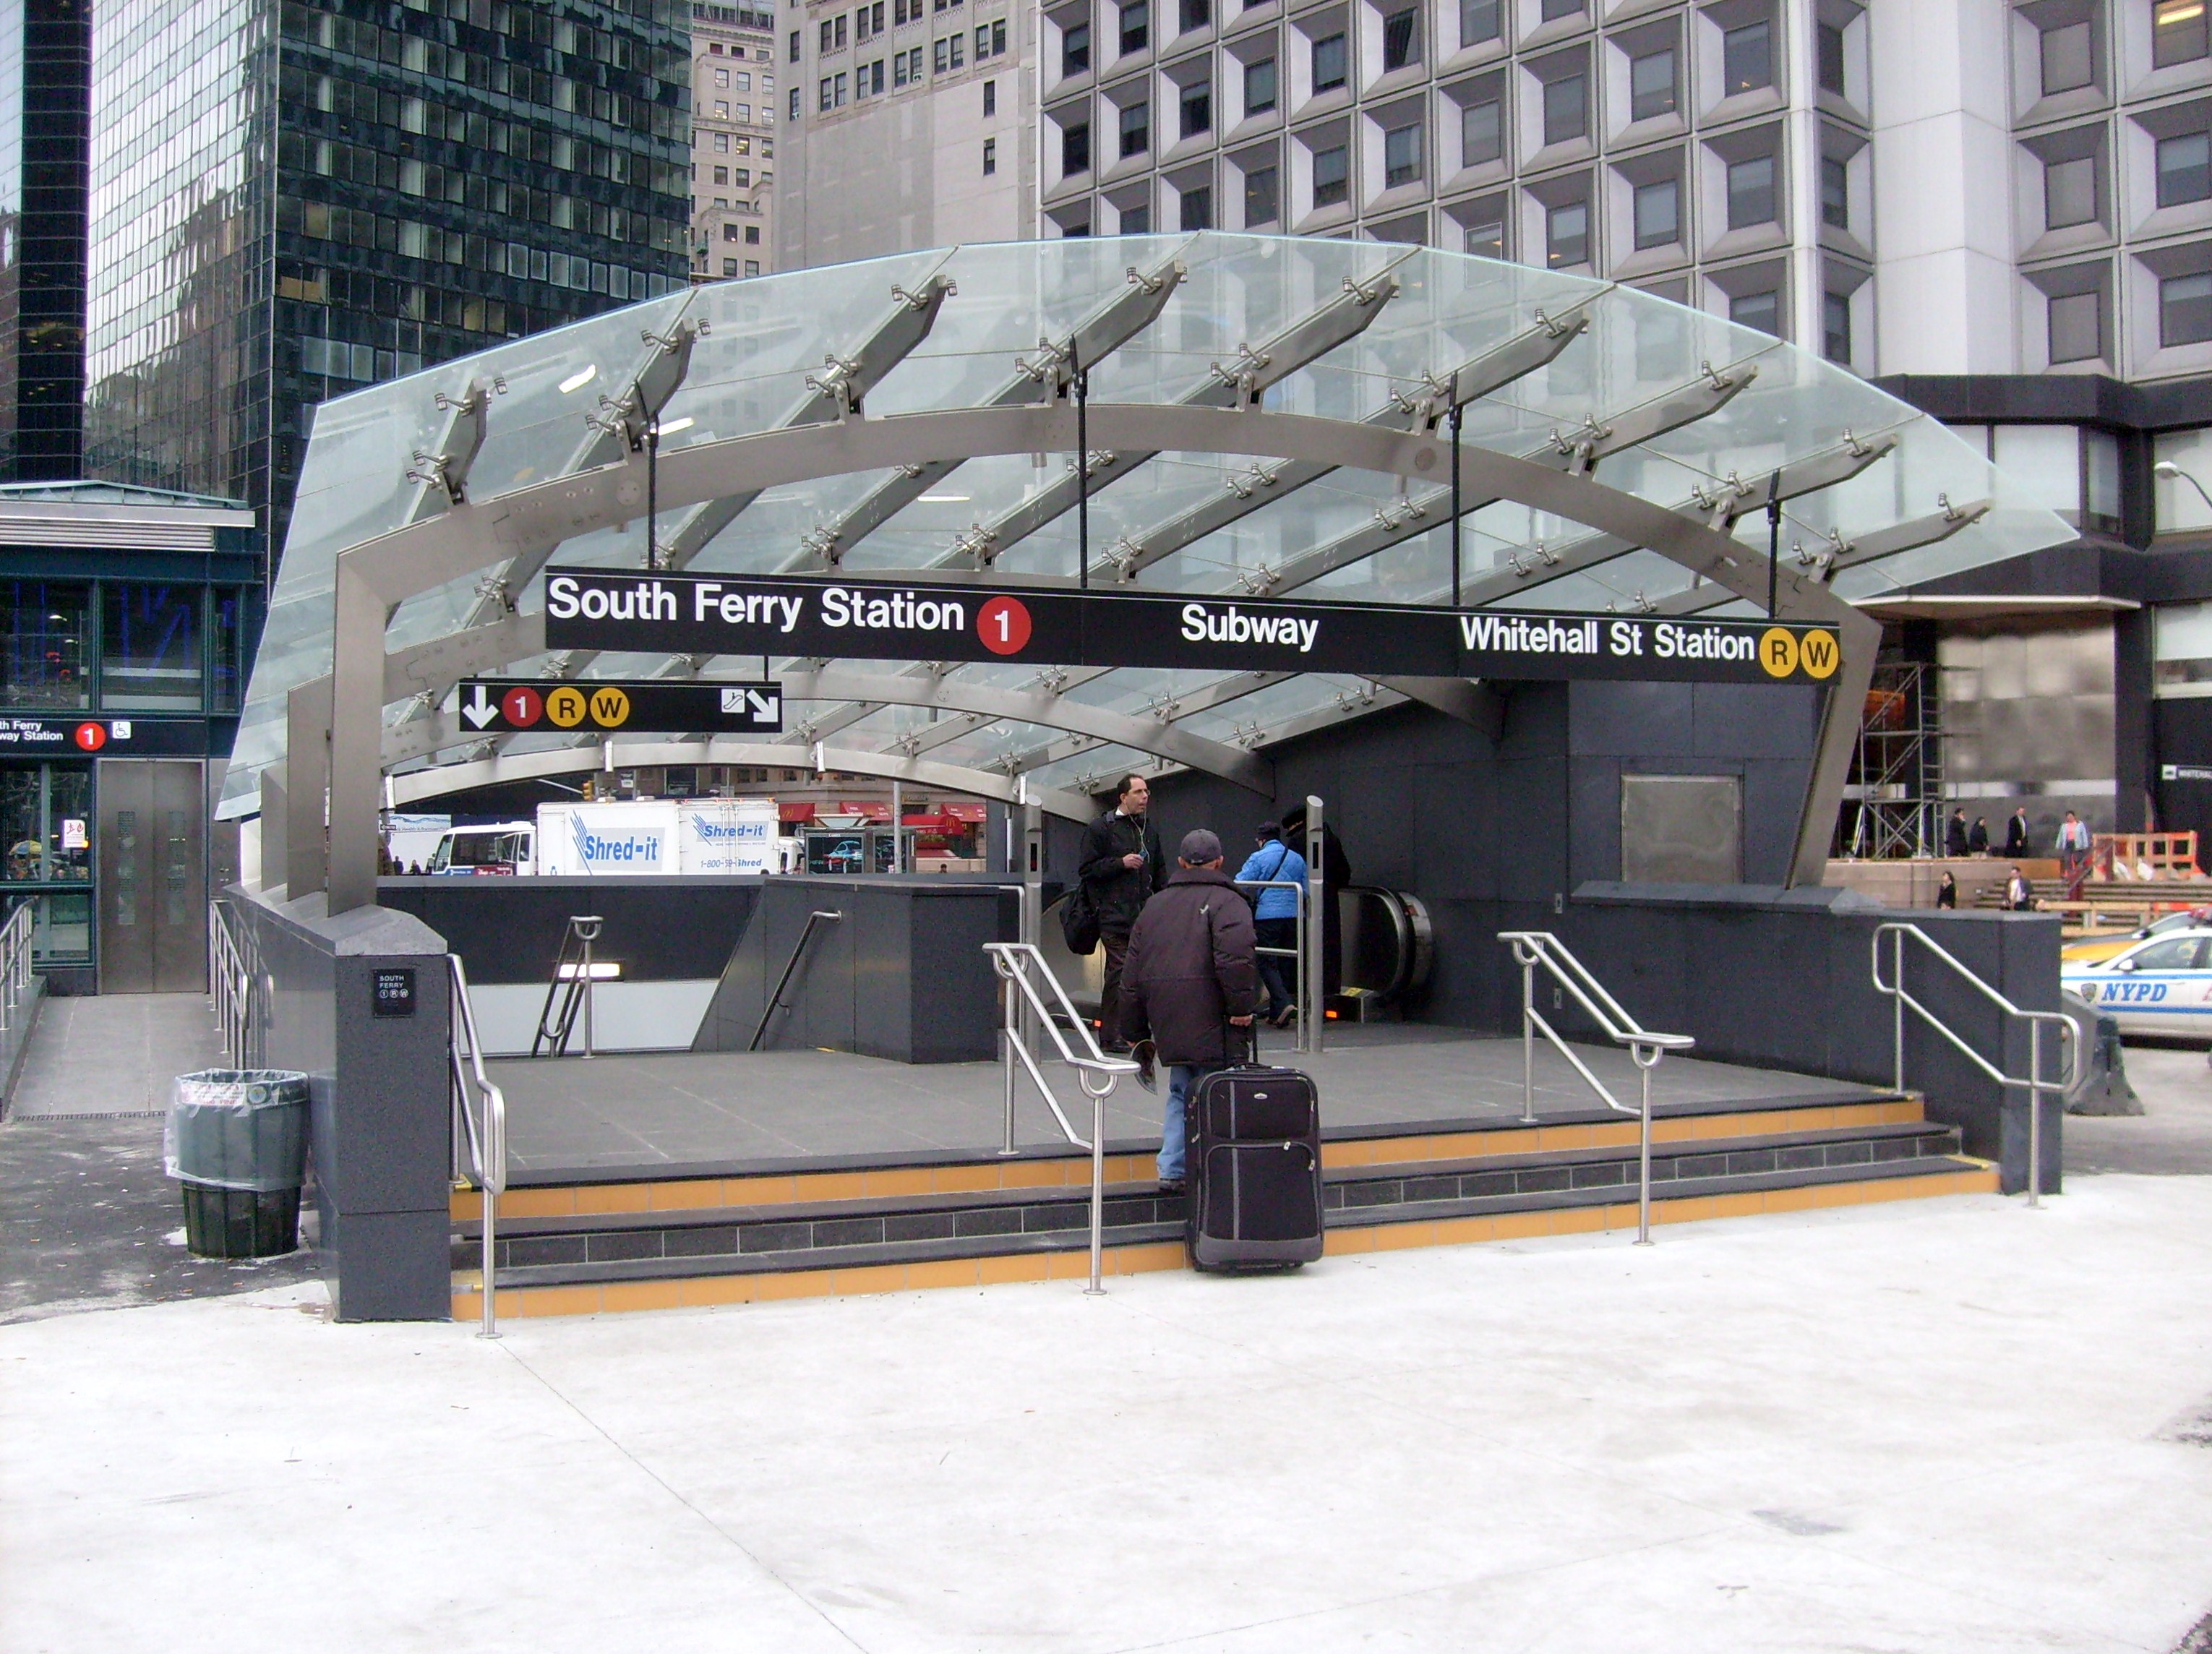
top-left (0, 0), bottom-right (90, 481)
top-left (690, 1), bottom-right (779, 279)
top-left (82, 0), bottom-right (694, 578)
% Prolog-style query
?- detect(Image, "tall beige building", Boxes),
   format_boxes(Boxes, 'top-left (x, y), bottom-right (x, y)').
top-left (691, 1), bottom-right (780, 281)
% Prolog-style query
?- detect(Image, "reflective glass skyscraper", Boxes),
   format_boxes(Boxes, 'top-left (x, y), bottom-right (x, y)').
top-left (84, 0), bottom-right (693, 578)
top-left (0, 0), bottom-right (90, 481)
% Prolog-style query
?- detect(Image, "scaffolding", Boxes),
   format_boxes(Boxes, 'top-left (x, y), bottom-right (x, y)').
top-left (1839, 660), bottom-right (1945, 860)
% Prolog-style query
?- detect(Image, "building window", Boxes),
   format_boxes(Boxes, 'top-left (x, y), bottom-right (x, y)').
top-left (789, 29), bottom-right (800, 61)
top-left (2163, 273), bottom-right (2212, 346)
top-left (1, 581), bottom-right (90, 709)
top-left (1180, 0), bottom-right (1209, 29)
top-left (1629, 46), bottom-right (1676, 121)
top-left (2040, 20), bottom-right (2092, 94)
top-left (714, 99), bottom-right (731, 117)
top-left (1181, 80), bottom-right (1212, 136)
top-left (746, 224), bottom-right (760, 243)
top-left (1384, 121), bottom-right (1422, 187)
top-left (1632, 177), bottom-right (1678, 249)
top-left (1246, 56), bottom-right (1277, 115)
top-left (1121, 0), bottom-right (1149, 53)
top-left (715, 67), bottom-right (731, 87)
top-left (1462, 96), bottom-right (1501, 165)
top-left (1822, 155), bottom-right (1848, 228)
top-left (1063, 120), bottom-right (1092, 172)
top-left (1313, 32), bottom-right (1347, 92)
top-left (1463, 211), bottom-right (1504, 258)
top-left (1120, 99), bottom-right (1150, 155)
top-left (983, 135), bottom-right (997, 173)
top-left (977, 19), bottom-right (1005, 56)
top-left (723, 222), bottom-right (742, 240)
top-left (1460, 0), bottom-right (1499, 47)
top-left (1064, 20), bottom-right (1091, 73)
top-left (1541, 0), bottom-right (1582, 17)
top-left (1823, 291), bottom-right (1851, 362)
top-left (1245, 164), bottom-right (1279, 224)
top-left (983, 78), bottom-right (995, 115)
top-left (1731, 288), bottom-right (1778, 335)
top-left (1381, 7), bottom-right (1418, 72)
top-left (819, 76), bottom-right (834, 110)
top-left (724, 256), bottom-right (741, 275)
top-left (1727, 154), bottom-right (1775, 228)
top-left (1547, 199), bottom-right (1587, 266)
top-left (2049, 290), bottom-right (2101, 361)
top-left (1817, 21), bottom-right (1846, 95)
top-left (745, 260), bottom-right (761, 276)
top-left (2047, 155), bottom-right (2098, 226)
top-left (2155, 0), bottom-right (2210, 69)
top-left (102, 586), bottom-right (204, 712)
top-left (1543, 72), bottom-right (1586, 146)
top-left (1312, 142), bottom-right (1350, 206)
top-left (789, 87), bottom-right (801, 119)
top-left (713, 165), bottom-right (729, 184)
top-left (2158, 132), bottom-right (2212, 207)
top-left (1722, 20), bottom-right (1771, 95)
top-left (1123, 202), bottom-right (1151, 232)
top-left (1180, 184), bottom-right (1212, 228)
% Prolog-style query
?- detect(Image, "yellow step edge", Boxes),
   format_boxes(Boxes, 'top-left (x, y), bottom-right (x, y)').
top-left (450, 1164), bottom-right (1997, 1321)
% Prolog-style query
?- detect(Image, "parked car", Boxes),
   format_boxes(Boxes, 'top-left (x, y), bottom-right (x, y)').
top-left (2061, 930), bottom-right (2212, 1038)
top-left (2061, 907), bottom-right (2212, 964)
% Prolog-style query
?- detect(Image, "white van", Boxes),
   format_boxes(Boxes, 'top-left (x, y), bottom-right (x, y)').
top-left (426, 821), bottom-right (536, 875)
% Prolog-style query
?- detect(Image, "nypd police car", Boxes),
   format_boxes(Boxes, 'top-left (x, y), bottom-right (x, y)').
top-left (2061, 929), bottom-right (2212, 1038)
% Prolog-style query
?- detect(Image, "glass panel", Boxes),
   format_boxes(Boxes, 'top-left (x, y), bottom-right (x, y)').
top-left (101, 584), bottom-right (205, 712)
top-left (1634, 179), bottom-right (1678, 248)
top-left (2155, 427), bottom-right (2212, 534)
top-left (1459, 0), bottom-right (1499, 47)
top-left (2041, 21), bottom-right (2092, 93)
top-left (1, 582), bottom-right (91, 710)
top-left (4, 891), bottom-right (92, 966)
top-left (1244, 57), bottom-right (1275, 114)
top-left (1, 763), bottom-right (91, 886)
top-left (210, 589), bottom-right (249, 715)
top-left (1992, 425), bottom-right (2081, 522)
top-left (1722, 21), bottom-right (1770, 94)
top-left (1629, 48), bottom-right (1675, 121)
top-left (2154, 0), bottom-right (2208, 70)
top-left (2083, 429), bottom-right (2121, 532)
top-left (2157, 600), bottom-right (2212, 693)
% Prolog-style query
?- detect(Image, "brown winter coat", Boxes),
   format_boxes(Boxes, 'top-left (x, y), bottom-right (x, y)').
top-left (1115, 866), bottom-right (1262, 1065)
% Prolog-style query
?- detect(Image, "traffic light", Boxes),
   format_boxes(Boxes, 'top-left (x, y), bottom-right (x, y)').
top-left (581, 777), bottom-right (596, 800)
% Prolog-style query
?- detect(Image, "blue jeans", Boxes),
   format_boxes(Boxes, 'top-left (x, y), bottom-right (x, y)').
top-left (1160, 1063), bottom-right (1224, 1182)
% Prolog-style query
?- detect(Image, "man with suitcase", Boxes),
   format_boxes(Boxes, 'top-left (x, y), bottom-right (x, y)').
top-left (1115, 828), bottom-right (1261, 1195)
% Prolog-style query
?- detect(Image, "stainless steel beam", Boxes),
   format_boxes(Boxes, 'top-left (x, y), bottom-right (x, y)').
top-left (1650, 496), bottom-right (1993, 617)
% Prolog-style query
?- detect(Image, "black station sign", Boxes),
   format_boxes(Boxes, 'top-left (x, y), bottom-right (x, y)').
top-left (541, 569), bottom-right (1845, 685)
top-left (453, 678), bottom-right (782, 734)
top-left (0, 716), bottom-right (210, 755)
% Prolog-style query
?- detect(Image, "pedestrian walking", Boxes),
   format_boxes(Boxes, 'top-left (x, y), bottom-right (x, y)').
top-left (1969, 815), bottom-right (1991, 856)
top-left (1945, 808), bottom-right (1970, 859)
top-left (1936, 870), bottom-right (1958, 909)
top-left (2006, 865), bottom-right (2035, 911)
top-left (2057, 810), bottom-right (2092, 882)
top-left (1116, 828), bottom-right (1261, 1194)
top-left (1235, 823), bottom-right (1307, 1027)
top-left (1078, 774), bottom-right (1166, 1052)
top-left (2004, 806), bottom-right (2031, 859)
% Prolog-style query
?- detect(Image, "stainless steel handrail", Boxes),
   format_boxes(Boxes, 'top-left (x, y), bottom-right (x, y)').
top-left (449, 954), bottom-right (508, 1337)
top-left (0, 900), bottom-right (35, 1037)
top-left (1871, 922), bottom-right (2080, 1209)
top-left (1499, 930), bottom-right (1695, 1246)
top-left (750, 909), bottom-right (842, 1051)
top-left (206, 899), bottom-right (252, 1066)
top-left (1231, 875), bottom-right (1308, 1055)
top-left (985, 940), bottom-right (1140, 1295)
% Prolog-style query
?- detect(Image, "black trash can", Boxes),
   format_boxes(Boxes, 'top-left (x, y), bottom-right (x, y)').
top-left (165, 1071), bottom-right (312, 1259)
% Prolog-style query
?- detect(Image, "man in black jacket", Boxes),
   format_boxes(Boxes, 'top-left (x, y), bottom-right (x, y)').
top-left (2004, 806), bottom-right (2031, 859)
top-left (1117, 828), bottom-right (1261, 1193)
top-left (1079, 774), bottom-right (1166, 1050)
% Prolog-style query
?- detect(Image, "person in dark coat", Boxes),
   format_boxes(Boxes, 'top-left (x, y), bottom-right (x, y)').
top-left (1969, 816), bottom-right (1991, 855)
top-left (1945, 810), bottom-right (1970, 859)
top-left (1936, 870), bottom-right (1958, 909)
top-left (1078, 774), bottom-right (1167, 1050)
top-left (1117, 828), bottom-right (1261, 1193)
top-left (2004, 806), bottom-right (2031, 859)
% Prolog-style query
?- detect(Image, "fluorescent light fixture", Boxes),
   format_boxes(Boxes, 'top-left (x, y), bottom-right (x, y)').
top-left (918, 493), bottom-right (971, 502)
top-left (558, 364), bottom-right (596, 394)
top-left (555, 961), bottom-right (623, 980)
top-left (652, 416), bottom-right (695, 437)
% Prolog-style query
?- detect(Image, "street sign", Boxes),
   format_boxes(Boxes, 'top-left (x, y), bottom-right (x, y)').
top-left (540, 570), bottom-right (1845, 686)
top-left (453, 680), bottom-right (783, 734)
top-left (0, 717), bottom-right (210, 755)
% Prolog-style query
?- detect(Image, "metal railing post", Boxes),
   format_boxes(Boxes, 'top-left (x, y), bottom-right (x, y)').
top-left (1021, 798), bottom-right (1044, 1055)
top-left (1892, 926), bottom-right (1905, 1093)
top-left (1634, 1046), bottom-right (1657, 1246)
top-left (578, 918), bottom-right (599, 1060)
top-left (1086, 1086), bottom-right (1106, 1295)
top-left (999, 963), bottom-right (1021, 1156)
top-left (1519, 954), bottom-right (1538, 1124)
top-left (1303, 797), bottom-right (1324, 1056)
top-left (2028, 1020), bottom-right (2044, 1210)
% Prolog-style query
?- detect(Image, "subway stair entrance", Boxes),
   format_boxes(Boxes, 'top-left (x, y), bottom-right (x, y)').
top-left (450, 1027), bottom-right (1996, 1320)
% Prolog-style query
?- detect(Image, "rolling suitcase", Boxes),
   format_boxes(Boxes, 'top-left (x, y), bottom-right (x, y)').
top-left (1185, 1030), bottom-right (1324, 1270)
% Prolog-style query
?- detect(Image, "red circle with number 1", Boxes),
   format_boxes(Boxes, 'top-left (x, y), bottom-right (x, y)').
top-left (977, 596), bottom-right (1033, 656)
top-left (73, 723), bottom-right (106, 751)
top-left (502, 687), bottom-right (543, 727)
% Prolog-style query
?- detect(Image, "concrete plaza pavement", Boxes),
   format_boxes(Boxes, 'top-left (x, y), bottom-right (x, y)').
top-left (4, 1173), bottom-right (2210, 1653)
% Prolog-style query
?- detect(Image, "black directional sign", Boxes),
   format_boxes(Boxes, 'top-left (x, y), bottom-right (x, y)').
top-left (453, 679), bottom-right (783, 734)
top-left (541, 569), bottom-right (1846, 686)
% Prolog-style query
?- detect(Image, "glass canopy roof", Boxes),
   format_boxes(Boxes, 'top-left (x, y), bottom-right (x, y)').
top-left (223, 232), bottom-right (2075, 818)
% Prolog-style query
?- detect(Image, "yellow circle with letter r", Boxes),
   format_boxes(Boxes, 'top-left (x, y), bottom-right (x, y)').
top-left (588, 687), bottom-right (632, 728)
top-left (1797, 628), bottom-right (1840, 680)
top-left (546, 686), bottom-right (588, 727)
top-left (1758, 627), bottom-right (1799, 679)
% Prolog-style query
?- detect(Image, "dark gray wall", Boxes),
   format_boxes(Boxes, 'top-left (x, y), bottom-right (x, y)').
top-left (1131, 682), bottom-right (1821, 1030)
top-left (376, 876), bottom-right (762, 985)
top-left (1559, 884), bottom-right (2063, 1195)
top-left (226, 889), bottom-right (455, 1321)
top-left (693, 875), bottom-right (1020, 1062)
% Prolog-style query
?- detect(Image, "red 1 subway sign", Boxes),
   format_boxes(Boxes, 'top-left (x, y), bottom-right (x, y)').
top-left (541, 569), bottom-right (1845, 685)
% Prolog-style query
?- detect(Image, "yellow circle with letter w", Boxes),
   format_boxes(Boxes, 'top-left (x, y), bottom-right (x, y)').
top-left (588, 687), bottom-right (631, 728)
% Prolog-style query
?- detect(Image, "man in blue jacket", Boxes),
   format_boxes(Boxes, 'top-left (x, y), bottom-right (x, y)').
top-left (1235, 823), bottom-right (1307, 1027)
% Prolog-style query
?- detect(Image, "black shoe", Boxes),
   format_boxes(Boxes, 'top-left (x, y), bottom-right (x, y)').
top-left (1269, 1006), bottom-right (1297, 1028)
top-left (1157, 1178), bottom-right (1186, 1196)
top-left (1132, 1038), bottom-right (1157, 1092)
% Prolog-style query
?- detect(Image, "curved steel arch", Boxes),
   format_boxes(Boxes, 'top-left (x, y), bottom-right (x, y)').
top-left (387, 740), bottom-right (1095, 822)
top-left (321, 400), bottom-right (1874, 909)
